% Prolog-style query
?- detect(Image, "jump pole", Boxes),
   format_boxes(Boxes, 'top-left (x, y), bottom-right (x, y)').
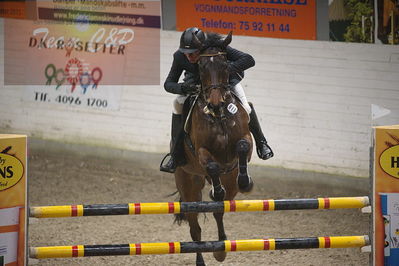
top-left (30, 196), bottom-right (370, 218)
top-left (29, 235), bottom-right (369, 259)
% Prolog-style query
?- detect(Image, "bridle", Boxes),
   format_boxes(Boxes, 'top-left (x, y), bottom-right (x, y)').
top-left (198, 50), bottom-right (230, 92)
top-left (198, 50), bottom-right (232, 118)
top-left (199, 51), bottom-right (227, 57)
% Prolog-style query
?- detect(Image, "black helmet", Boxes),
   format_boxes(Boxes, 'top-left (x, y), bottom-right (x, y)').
top-left (179, 27), bottom-right (205, 54)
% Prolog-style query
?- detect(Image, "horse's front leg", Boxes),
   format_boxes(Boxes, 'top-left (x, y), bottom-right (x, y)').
top-left (236, 139), bottom-right (253, 193)
top-left (198, 147), bottom-right (225, 201)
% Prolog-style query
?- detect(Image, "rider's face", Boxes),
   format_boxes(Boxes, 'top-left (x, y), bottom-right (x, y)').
top-left (185, 51), bottom-right (200, 63)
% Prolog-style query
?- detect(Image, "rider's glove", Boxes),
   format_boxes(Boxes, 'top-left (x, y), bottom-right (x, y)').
top-left (180, 82), bottom-right (198, 95)
top-left (184, 77), bottom-right (197, 86)
top-left (183, 72), bottom-right (199, 85)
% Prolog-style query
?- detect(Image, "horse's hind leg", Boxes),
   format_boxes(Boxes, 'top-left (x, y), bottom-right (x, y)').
top-left (212, 211), bottom-right (226, 262)
top-left (175, 168), bottom-right (206, 266)
top-left (186, 212), bottom-right (205, 266)
top-left (236, 139), bottom-right (253, 193)
top-left (212, 173), bottom-right (238, 262)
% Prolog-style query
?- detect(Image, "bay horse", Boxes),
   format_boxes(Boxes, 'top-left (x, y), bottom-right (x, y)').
top-left (174, 31), bottom-right (254, 266)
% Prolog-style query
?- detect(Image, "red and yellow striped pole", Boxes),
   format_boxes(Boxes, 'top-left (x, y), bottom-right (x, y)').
top-left (30, 235), bottom-right (369, 259)
top-left (29, 196), bottom-right (369, 218)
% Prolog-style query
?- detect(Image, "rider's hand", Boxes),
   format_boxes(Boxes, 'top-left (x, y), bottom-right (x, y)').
top-left (180, 82), bottom-right (198, 95)
top-left (184, 77), bottom-right (197, 86)
top-left (183, 72), bottom-right (199, 85)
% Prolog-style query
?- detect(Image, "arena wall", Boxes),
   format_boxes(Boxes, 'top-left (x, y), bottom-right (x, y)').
top-left (1, 25), bottom-right (398, 177)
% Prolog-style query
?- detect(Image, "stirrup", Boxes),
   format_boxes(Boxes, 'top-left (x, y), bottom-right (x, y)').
top-left (160, 153), bottom-right (177, 173)
top-left (256, 141), bottom-right (274, 160)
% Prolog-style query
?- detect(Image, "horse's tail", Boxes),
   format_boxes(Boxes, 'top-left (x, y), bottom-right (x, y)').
top-left (165, 190), bottom-right (179, 197)
top-left (173, 197), bottom-right (209, 225)
top-left (166, 191), bottom-right (187, 225)
top-left (174, 212), bottom-right (186, 225)
top-left (173, 197), bottom-right (187, 225)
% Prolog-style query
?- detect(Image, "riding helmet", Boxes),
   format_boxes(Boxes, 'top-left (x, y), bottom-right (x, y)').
top-left (179, 27), bottom-right (206, 54)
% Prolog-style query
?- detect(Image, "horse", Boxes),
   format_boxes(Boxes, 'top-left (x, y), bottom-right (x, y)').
top-left (174, 31), bottom-right (254, 266)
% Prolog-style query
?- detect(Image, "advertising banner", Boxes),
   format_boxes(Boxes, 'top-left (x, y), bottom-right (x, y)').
top-left (0, 1), bottom-right (36, 20)
top-left (373, 125), bottom-right (399, 266)
top-left (176, 0), bottom-right (316, 40)
top-left (0, 135), bottom-right (27, 266)
top-left (4, 1), bottom-right (161, 110)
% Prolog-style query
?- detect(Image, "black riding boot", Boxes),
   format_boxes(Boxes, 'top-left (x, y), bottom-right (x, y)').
top-left (248, 103), bottom-right (274, 160)
top-left (160, 114), bottom-right (183, 173)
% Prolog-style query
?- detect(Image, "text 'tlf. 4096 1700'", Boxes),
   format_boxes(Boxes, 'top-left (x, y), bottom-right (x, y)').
top-left (34, 92), bottom-right (108, 109)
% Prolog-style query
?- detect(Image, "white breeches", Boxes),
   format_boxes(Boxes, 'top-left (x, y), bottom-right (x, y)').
top-left (231, 83), bottom-right (251, 114)
top-left (172, 83), bottom-right (252, 115)
top-left (173, 95), bottom-right (188, 115)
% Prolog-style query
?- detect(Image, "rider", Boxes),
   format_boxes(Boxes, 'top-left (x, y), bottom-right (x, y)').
top-left (160, 27), bottom-right (273, 173)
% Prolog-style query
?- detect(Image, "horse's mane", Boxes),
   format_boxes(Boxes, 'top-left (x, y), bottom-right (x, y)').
top-left (202, 32), bottom-right (226, 50)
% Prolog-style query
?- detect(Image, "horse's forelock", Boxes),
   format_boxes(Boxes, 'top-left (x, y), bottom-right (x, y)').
top-left (199, 34), bottom-right (229, 96)
top-left (199, 44), bottom-right (228, 77)
top-left (199, 51), bottom-right (227, 70)
top-left (203, 32), bottom-right (226, 50)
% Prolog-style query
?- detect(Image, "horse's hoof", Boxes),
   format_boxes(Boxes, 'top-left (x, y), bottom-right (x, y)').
top-left (209, 186), bottom-right (225, 201)
top-left (213, 251), bottom-right (226, 262)
top-left (196, 261), bottom-right (206, 266)
top-left (196, 253), bottom-right (206, 266)
top-left (238, 174), bottom-right (253, 193)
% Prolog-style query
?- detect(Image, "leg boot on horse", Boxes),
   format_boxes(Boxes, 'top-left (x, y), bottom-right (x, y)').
top-left (248, 103), bottom-right (274, 160)
top-left (160, 114), bottom-right (186, 173)
top-left (236, 139), bottom-right (254, 193)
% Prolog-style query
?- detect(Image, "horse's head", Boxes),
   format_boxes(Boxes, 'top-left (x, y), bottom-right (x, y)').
top-left (194, 31), bottom-right (233, 111)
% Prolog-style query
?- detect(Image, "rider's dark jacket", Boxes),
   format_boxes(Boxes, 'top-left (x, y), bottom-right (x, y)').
top-left (164, 46), bottom-right (255, 95)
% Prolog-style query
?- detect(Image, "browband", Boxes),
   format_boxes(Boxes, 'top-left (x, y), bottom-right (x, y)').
top-left (200, 52), bottom-right (227, 57)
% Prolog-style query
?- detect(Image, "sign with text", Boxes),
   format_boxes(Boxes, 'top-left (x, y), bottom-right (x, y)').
top-left (4, 1), bottom-right (160, 110)
top-left (23, 85), bottom-right (121, 110)
top-left (0, 135), bottom-right (27, 266)
top-left (0, 0), bottom-right (36, 19)
top-left (373, 125), bottom-right (399, 266)
top-left (176, 0), bottom-right (316, 40)
top-left (5, 1), bottom-right (160, 86)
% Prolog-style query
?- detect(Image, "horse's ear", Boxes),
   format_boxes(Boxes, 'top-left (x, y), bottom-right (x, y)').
top-left (222, 31), bottom-right (232, 47)
top-left (192, 32), bottom-right (203, 51)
